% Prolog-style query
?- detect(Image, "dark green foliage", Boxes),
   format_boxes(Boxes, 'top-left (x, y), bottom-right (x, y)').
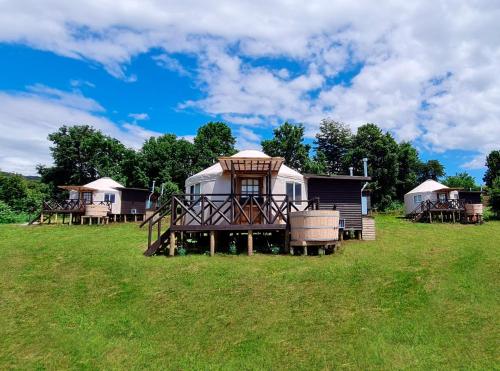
top-left (0, 201), bottom-right (18, 223)
top-left (314, 119), bottom-right (352, 174)
top-left (483, 150), bottom-right (500, 187)
top-left (417, 159), bottom-right (445, 182)
top-left (37, 125), bottom-right (130, 188)
top-left (396, 142), bottom-right (421, 199)
top-left (488, 177), bottom-right (500, 217)
top-left (0, 173), bottom-right (49, 213)
top-left (346, 124), bottom-right (399, 209)
top-left (443, 172), bottom-right (478, 190)
top-left (141, 134), bottom-right (196, 189)
top-left (193, 122), bottom-right (236, 171)
top-left (261, 122), bottom-right (311, 171)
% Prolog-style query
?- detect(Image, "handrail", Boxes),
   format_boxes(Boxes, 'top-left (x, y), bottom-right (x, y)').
top-left (139, 202), bottom-right (171, 228)
top-left (42, 199), bottom-right (112, 212)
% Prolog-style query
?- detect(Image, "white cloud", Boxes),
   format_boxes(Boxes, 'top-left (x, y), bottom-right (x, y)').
top-left (0, 0), bottom-right (499, 169)
top-left (0, 88), bottom-right (160, 175)
top-left (129, 112), bottom-right (150, 121)
top-left (236, 127), bottom-right (262, 151)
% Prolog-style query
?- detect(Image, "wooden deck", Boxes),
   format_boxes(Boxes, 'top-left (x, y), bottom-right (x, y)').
top-left (141, 194), bottom-right (320, 256)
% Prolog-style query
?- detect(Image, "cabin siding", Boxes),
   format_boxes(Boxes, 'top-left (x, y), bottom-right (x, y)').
top-left (120, 189), bottom-right (149, 214)
top-left (307, 178), bottom-right (363, 230)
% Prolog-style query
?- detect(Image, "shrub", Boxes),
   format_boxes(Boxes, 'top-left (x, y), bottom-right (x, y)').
top-left (0, 201), bottom-right (20, 224)
top-left (228, 240), bottom-right (237, 255)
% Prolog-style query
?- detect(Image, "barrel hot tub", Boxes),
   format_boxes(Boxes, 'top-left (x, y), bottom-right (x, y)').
top-left (290, 210), bottom-right (340, 247)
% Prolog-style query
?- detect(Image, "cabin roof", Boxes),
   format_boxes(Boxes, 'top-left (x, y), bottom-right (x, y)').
top-left (405, 179), bottom-right (447, 195)
top-left (303, 174), bottom-right (371, 181)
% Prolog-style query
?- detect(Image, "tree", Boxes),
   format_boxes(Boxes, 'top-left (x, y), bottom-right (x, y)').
top-left (142, 134), bottom-right (196, 190)
top-left (488, 177), bottom-right (500, 218)
top-left (417, 160), bottom-right (445, 182)
top-left (345, 124), bottom-right (399, 209)
top-left (37, 125), bottom-right (129, 188)
top-left (193, 122), bottom-right (236, 171)
top-left (483, 150), bottom-right (500, 187)
top-left (314, 119), bottom-right (352, 174)
top-left (443, 172), bottom-right (477, 190)
top-left (119, 149), bottom-right (148, 188)
top-left (0, 172), bottom-right (49, 212)
top-left (396, 142), bottom-right (421, 199)
top-left (261, 122), bottom-right (311, 171)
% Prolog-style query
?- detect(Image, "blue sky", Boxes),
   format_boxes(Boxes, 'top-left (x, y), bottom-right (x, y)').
top-left (0, 1), bottom-right (498, 183)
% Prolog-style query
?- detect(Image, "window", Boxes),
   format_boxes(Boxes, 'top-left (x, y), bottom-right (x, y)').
top-left (413, 194), bottom-right (422, 203)
top-left (104, 193), bottom-right (116, 203)
top-left (438, 193), bottom-right (446, 202)
top-left (241, 178), bottom-right (259, 195)
top-left (286, 182), bottom-right (302, 203)
top-left (82, 192), bottom-right (92, 204)
top-left (189, 183), bottom-right (201, 201)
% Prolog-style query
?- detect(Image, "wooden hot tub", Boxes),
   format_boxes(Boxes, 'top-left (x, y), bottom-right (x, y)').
top-left (290, 210), bottom-right (340, 246)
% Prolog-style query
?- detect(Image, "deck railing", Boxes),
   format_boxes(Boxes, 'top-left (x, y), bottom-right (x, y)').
top-left (42, 199), bottom-right (112, 212)
top-left (170, 194), bottom-right (319, 227)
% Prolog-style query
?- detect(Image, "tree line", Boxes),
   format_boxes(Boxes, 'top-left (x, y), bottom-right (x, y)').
top-left (1, 120), bottom-right (499, 222)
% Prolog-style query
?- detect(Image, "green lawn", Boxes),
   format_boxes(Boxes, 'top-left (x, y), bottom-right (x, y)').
top-left (0, 216), bottom-right (499, 370)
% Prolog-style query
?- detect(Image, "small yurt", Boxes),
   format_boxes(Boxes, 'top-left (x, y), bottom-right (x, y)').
top-left (68, 177), bottom-right (123, 215)
top-left (185, 150), bottom-right (307, 208)
top-left (404, 179), bottom-right (458, 215)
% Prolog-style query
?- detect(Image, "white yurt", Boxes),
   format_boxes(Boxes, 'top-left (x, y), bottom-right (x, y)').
top-left (68, 177), bottom-right (123, 214)
top-left (185, 150), bottom-right (307, 208)
top-left (404, 179), bottom-right (458, 215)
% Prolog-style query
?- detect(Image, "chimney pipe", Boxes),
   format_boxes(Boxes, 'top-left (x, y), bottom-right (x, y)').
top-left (362, 158), bottom-right (368, 177)
top-left (349, 167), bottom-right (354, 176)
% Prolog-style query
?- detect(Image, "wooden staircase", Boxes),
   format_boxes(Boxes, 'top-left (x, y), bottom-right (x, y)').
top-left (362, 217), bottom-right (376, 241)
top-left (140, 201), bottom-right (172, 256)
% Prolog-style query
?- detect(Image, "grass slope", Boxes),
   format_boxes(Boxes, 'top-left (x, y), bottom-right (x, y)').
top-left (0, 216), bottom-right (499, 370)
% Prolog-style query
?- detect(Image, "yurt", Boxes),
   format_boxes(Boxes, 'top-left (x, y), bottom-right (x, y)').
top-left (404, 179), bottom-right (458, 215)
top-left (68, 177), bottom-right (124, 215)
top-left (185, 150), bottom-right (307, 208)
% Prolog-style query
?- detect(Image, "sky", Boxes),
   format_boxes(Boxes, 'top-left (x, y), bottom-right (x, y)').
top-left (0, 1), bottom-right (499, 183)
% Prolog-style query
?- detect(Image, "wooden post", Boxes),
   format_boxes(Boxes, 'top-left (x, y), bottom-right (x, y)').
top-left (169, 231), bottom-right (176, 257)
top-left (54, 213), bottom-right (58, 224)
top-left (62, 213), bottom-right (65, 225)
top-left (303, 245), bottom-right (308, 256)
top-left (452, 211), bottom-right (456, 224)
top-left (114, 214), bottom-right (117, 222)
top-left (134, 214), bottom-right (137, 222)
top-left (247, 230), bottom-right (253, 256)
top-left (210, 231), bottom-right (215, 257)
top-left (40, 212), bottom-right (44, 224)
top-left (68, 212), bottom-right (72, 225)
top-left (284, 229), bottom-right (290, 254)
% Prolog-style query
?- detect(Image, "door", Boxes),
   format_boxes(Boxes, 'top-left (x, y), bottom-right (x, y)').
top-left (237, 177), bottom-right (263, 224)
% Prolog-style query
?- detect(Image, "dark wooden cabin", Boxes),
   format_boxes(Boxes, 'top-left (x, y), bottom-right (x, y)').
top-left (117, 187), bottom-right (151, 215)
top-left (458, 190), bottom-right (482, 204)
top-left (304, 175), bottom-right (371, 231)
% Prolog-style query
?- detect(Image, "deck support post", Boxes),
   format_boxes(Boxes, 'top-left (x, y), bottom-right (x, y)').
top-left (54, 213), bottom-right (58, 224)
top-left (247, 230), bottom-right (253, 256)
top-left (69, 213), bottom-right (72, 225)
top-left (40, 212), bottom-right (44, 224)
top-left (284, 229), bottom-right (290, 254)
top-left (169, 231), bottom-right (176, 257)
top-left (303, 245), bottom-right (308, 256)
top-left (453, 211), bottom-right (456, 224)
top-left (210, 231), bottom-right (215, 257)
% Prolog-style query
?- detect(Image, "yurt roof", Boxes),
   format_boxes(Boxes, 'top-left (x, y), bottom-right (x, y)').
top-left (84, 177), bottom-right (124, 192)
top-left (405, 179), bottom-right (448, 195)
top-left (186, 150), bottom-right (303, 184)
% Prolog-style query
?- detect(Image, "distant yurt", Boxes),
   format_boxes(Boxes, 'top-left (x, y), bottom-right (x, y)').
top-left (185, 150), bottom-right (307, 208)
top-left (404, 179), bottom-right (458, 215)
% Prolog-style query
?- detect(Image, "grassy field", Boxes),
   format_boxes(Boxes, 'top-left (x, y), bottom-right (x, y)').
top-left (0, 216), bottom-right (499, 370)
